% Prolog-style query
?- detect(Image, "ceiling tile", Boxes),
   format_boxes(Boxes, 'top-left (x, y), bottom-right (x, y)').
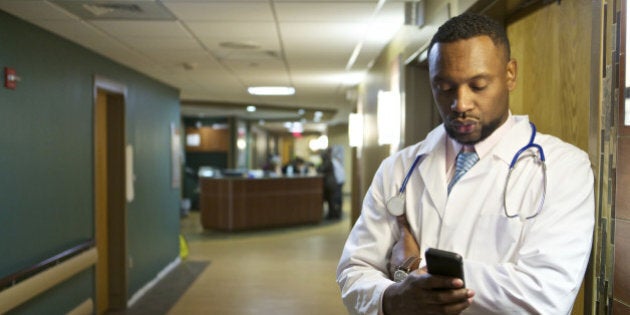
top-left (222, 58), bottom-right (285, 71)
top-left (186, 21), bottom-right (277, 38)
top-left (240, 75), bottom-right (291, 87)
top-left (285, 51), bottom-right (350, 69)
top-left (163, 2), bottom-right (274, 22)
top-left (274, 2), bottom-right (374, 22)
top-left (118, 36), bottom-right (201, 50)
top-left (90, 20), bottom-right (191, 38)
top-left (140, 49), bottom-right (213, 64)
top-left (215, 50), bottom-right (282, 61)
top-left (0, 1), bottom-right (77, 20)
top-left (280, 22), bottom-right (363, 45)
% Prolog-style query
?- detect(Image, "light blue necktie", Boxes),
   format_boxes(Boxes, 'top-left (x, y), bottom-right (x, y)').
top-left (448, 149), bottom-right (479, 194)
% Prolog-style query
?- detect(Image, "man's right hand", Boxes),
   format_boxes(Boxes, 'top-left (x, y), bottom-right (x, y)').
top-left (382, 271), bottom-right (474, 315)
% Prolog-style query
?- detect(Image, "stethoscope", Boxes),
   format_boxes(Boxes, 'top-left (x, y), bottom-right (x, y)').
top-left (386, 122), bottom-right (547, 221)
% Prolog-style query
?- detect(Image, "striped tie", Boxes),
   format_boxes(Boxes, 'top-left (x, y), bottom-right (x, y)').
top-left (448, 149), bottom-right (479, 194)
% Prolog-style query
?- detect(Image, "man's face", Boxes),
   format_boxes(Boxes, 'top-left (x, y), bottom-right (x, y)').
top-left (428, 36), bottom-right (517, 144)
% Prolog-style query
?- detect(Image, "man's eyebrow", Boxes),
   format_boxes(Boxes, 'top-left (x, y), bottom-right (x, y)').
top-left (432, 73), bottom-right (492, 83)
top-left (469, 74), bottom-right (492, 81)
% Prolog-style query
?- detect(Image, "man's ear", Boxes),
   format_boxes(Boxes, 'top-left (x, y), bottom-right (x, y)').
top-left (506, 58), bottom-right (517, 91)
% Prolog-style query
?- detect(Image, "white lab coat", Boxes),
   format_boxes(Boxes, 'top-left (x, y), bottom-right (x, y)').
top-left (336, 116), bottom-right (594, 314)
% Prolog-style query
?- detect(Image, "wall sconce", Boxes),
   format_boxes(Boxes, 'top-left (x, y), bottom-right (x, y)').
top-left (348, 113), bottom-right (363, 148)
top-left (377, 90), bottom-right (401, 146)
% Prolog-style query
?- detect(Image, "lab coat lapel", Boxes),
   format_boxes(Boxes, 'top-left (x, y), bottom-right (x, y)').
top-left (417, 129), bottom-right (448, 218)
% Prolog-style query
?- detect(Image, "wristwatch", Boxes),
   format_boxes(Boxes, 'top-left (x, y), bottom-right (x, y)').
top-left (393, 256), bottom-right (420, 282)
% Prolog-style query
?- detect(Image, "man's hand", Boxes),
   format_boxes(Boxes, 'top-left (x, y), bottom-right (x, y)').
top-left (382, 270), bottom-right (474, 315)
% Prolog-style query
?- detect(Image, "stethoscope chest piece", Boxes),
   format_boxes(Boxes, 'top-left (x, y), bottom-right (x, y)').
top-left (387, 155), bottom-right (424, 217)
top-left (386, 194), bottom-right (406, 216)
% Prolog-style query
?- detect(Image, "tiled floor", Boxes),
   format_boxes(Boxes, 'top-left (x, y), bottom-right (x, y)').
top-left (167, 205), bottom-right (351, 315)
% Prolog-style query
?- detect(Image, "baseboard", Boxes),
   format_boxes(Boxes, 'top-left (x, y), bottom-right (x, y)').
top-left (127, 256), bottom-right (181, 307)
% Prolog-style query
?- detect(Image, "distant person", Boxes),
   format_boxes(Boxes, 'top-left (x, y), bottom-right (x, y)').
top-left (262, 154), bottom-right (282, 176)
top-left (331, 145), bottom-right (345, 216)
top-left (319, 148), bottom-right (341, 220)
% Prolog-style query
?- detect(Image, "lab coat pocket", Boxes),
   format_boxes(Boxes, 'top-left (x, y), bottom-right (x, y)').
top-left (470, 213), bottom-right (523, 262)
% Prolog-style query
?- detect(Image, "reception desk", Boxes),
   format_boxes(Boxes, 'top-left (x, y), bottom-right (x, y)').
top-left (199, 175), bottom-right (324, 231)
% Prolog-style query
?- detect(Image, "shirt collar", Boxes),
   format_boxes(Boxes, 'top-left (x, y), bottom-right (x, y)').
top-left (446, 111), bottom-right (515, 170)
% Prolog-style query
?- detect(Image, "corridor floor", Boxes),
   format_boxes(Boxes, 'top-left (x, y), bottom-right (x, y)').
top-left (166, 206), bottom-right (352, 315)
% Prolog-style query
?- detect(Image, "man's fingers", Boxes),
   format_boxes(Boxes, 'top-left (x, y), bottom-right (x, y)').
top-left (411, 272), bottom-right (465, 290)
top-left (426, 288), bottom-right (470, 304)
top-left (437, 299), bottom-right (475, 315)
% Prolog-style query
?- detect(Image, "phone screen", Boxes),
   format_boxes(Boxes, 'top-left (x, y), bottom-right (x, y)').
top-left (425, 248), bottom-right (465, 287)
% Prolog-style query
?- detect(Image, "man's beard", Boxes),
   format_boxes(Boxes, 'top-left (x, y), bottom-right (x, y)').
top-left (444, 116), bottom-right (503, 145)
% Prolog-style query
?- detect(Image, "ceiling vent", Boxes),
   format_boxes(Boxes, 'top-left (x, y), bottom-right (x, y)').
top-left (51, 1), bottom-right (176, 21)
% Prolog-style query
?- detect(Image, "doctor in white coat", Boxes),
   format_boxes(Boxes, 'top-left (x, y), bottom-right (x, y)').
top-left (336, 13), bottom-right (594, 315)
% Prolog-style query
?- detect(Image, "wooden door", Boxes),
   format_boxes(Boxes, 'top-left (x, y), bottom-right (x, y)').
top-left (94, 78), bottom-right (128, 314)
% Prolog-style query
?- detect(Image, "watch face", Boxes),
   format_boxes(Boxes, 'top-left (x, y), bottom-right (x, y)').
top-left (394, 269), bottom-right (408, 282)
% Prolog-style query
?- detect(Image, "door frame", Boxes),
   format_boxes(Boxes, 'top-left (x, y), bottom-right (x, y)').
top-left (93, 76), bottom-right (128, 313)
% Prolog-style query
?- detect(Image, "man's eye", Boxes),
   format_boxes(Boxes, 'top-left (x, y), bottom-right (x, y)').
top-left (437, 84), bottom-right (454, 92)
top-left (471, 85), bottom-right (487, 91)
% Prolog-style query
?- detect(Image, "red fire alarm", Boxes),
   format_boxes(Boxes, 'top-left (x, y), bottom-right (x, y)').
top-left (4, 67), bottom-right (20, 90)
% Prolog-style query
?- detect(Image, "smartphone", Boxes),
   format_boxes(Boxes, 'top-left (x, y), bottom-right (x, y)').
top-left (425, 248), bottom-right (465, 287)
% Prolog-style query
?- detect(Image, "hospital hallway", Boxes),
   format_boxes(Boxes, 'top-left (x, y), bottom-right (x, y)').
top-left (116, 202), bottom-right (352, 315)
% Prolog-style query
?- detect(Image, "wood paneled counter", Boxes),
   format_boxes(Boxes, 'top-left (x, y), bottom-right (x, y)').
top-left (199, 176), bottom-right (324, 231)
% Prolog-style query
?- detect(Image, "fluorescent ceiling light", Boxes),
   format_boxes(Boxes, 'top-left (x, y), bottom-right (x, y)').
top-left (247, 86), bottom-right (295, 96)
top-left (246, 105), bottom-right (256, 112)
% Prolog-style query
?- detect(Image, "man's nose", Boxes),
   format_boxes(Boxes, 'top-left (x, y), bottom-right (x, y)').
top-left (451, 87), bottom-right (474, 113)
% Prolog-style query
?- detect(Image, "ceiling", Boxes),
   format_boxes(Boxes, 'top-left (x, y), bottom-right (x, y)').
top-left (0, 0), bottom-right (425, 132)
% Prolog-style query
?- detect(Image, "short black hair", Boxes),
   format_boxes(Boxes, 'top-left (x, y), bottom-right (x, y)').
top-left (428, 13), bottom-right (510, 60)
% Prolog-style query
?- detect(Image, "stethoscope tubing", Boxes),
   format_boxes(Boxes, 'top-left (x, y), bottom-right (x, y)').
top-left (509, 123), bottom-right (545, 168)
top-left (399, 154), bottom-right (424, 194)
top-left (504, 122), bottom-right (546, 220)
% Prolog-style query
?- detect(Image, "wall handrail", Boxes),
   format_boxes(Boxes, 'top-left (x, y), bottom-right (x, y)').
top-left (0, 239), bottom-right (95, 290)
top-left (0, 240), bottom-right (97, 314)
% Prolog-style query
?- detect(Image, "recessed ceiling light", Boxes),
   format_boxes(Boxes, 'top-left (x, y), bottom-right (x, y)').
top-left (247, 86), bottom-right (295, 96)
top-left (246, 105), bottom-right (256, 112)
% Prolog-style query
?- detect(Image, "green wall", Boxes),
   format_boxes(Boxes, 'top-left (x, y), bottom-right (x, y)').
top-left (0, 10), bottom-right (180, 314)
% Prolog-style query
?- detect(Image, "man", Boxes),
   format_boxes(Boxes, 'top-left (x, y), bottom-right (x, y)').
top-left (336, 13), bottom-right (594, 314)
